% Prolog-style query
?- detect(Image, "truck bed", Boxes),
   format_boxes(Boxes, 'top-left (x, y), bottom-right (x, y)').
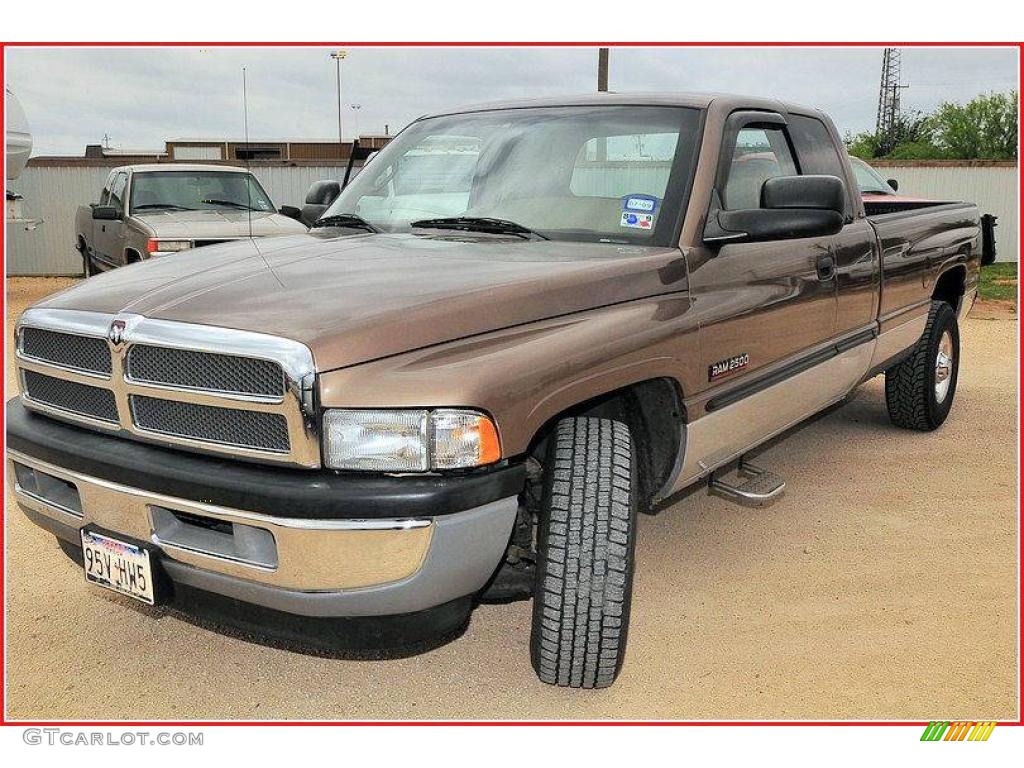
top-left (866, 201), bottom-right (982, 325)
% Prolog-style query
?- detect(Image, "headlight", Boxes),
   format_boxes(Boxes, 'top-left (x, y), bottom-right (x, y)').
top-left (146, 238), bottom-right (192, 253)
top-left (322, 409), bottom-right (500, 472)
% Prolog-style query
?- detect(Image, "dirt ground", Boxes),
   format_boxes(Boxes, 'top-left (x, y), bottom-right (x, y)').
top-left (4, 277), bottom-right (1018, 721)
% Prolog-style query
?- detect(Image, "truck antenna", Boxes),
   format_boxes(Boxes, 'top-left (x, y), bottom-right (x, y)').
top-left (242, 66), bottom-right (253, 241)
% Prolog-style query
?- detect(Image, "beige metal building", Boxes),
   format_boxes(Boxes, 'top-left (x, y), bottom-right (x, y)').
top-left (82, 136), bottom-right (393, 164)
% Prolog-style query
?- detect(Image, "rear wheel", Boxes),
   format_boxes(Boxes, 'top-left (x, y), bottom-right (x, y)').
top-left (530, 417), bottom-right (637, 688)
top-left (81, 243), bottom-right (100, 276)
top-left (885, 300), bottom-right (960, 431)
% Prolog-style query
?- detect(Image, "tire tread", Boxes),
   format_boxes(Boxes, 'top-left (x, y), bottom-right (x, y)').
top-left (885, 299), bottom-right (958, 431)
top-left (530, 417), bottom-right (636, 689)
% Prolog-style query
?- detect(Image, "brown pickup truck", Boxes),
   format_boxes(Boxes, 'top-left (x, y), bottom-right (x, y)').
top-left (7, 93), bottom-right (995, 689)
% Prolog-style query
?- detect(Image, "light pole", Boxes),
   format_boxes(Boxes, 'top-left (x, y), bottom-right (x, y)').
top-left (330, 50), bottom-right (347, 152)
top-left (350, 104), bottom-right (362, 138)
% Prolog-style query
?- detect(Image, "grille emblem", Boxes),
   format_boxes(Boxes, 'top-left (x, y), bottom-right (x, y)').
top-left (107, 319), bottom-right (127, 347)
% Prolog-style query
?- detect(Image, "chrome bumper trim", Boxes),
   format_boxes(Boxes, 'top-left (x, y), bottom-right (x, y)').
top-left (8, 450), bottom-right (518, 616)
top-left (8, 450), bottom-right (430, 590)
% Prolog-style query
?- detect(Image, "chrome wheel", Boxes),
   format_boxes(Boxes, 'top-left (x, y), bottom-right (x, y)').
top-left (934, 330), bottom-right (954, 403)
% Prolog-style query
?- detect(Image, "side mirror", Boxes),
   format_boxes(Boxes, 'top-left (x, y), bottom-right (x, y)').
top-left (305, 180), bottom-right (342, 207)
top-left (887, 178), bottom-right (899, 192)
top-left (278, 205), bottom-right (302, 221)
top-left (92, 205), bottom-right (120, 221)
top-left (299, 180), bottom-right (342, 228)
top-left (705, 175), bottom-right (846, 245)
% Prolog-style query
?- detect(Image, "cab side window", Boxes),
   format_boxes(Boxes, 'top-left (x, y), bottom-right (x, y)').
top-left (787, 114), bottom-right (853, 219)
top-left (109, 173), bottom-right (128, 214)
top-left (722, 126), bottom-right (797, 210)
top-left (98, 172), bottom-right (114, 205)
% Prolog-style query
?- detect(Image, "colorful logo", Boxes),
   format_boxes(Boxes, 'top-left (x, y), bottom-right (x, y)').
top-left (920, 721), bottom-right (997, 741)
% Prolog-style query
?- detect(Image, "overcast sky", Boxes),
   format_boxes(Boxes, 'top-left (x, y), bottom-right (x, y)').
top-left (6, 46), bottom-right (1018, 156)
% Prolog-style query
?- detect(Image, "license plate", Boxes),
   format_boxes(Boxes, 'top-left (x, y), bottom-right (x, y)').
top-left (81, 529), bottom-right (156, 605)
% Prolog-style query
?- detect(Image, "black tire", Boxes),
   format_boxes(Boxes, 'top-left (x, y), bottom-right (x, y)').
top-left (885, 299), bottom-right (960, 431)
top-left (530, 417), bottom-right (637, 689)
top-left (81, 245), bottom-right (100, 277)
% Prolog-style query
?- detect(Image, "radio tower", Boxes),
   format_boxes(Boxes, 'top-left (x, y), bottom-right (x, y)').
top-left (875, 48), bottom-right (906, 154)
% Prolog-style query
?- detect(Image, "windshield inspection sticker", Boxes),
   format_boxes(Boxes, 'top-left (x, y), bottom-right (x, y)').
top-left (620, 194), bottom-right (658, 230)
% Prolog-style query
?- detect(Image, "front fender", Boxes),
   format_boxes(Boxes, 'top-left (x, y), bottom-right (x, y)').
top-left (318, 295), bottom-right (699, 457)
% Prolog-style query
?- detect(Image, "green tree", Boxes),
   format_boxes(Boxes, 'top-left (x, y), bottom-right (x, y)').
top-left (844, 90), bottom-right (1018, 161)
top-left (845, 131), bottom-right (880, 160)
top-left (929, 91), bottom-right (1018, 159)
top-left (845, 111), bottom-right (936, 159)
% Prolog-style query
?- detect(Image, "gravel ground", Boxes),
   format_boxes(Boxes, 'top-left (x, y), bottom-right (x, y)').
top-left (4, 277), bottom-right (1018, 721)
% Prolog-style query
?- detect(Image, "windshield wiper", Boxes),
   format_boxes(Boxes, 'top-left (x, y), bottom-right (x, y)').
top-left (312, 213), bottom-right (380, 233)
top-left (203, 199), bottom-right (263, 211)
top-left (134, 204), bottom-right (196, 211)
top-left (410, 217), bottom-right (548, 240)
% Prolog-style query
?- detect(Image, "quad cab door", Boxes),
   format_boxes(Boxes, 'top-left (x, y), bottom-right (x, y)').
top-left (687, 111), bottom-right (838, 398)
top-left (92, 170), bottom-right (128, 267)
top-left (679, 110), bottom-right (863, 483)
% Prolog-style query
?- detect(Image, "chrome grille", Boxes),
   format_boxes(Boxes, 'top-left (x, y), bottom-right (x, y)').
top-left (21, 327), bottom-right (112, 375)
top-left (127, 345), bottom-right (285, 397)
top-left (15, 309), bottom-right (319, 467)
top-left (23, 370), bottom-right (119, 423)
top-left (131, 396), bottom-right (290, 452)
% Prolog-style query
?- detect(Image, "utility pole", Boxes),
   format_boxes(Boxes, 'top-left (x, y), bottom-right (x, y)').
top-left (330, 50), bottom-right (347, 153)
top-left (596, 48), bottom-right (610, 162)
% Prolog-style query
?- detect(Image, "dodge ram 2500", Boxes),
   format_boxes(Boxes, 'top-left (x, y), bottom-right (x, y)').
top-left (8, 93), bottom-right (995, 689)
top-left (75, 164), bottom-right (307, 274)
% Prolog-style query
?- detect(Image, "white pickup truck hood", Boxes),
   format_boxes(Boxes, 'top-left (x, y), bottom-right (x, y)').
top-left (136, 209), bottom-right (307, 239)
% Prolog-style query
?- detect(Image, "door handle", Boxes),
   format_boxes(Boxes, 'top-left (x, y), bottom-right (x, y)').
top-left (816, 253), bottom-right (836, 281)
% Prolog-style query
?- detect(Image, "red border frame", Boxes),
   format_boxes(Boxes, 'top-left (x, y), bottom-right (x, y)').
top-left (0, 40), bottom-right (1020, 728)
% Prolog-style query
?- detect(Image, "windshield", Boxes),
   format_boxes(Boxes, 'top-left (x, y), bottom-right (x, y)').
top-left (322, 105), bottom-right (703, 246)
top-left (129, 171), bottom-right (275, 212)
top-left (849, 156), bottom-right (894, 195)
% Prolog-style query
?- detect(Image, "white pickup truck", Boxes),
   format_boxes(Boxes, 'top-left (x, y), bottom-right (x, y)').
top-left (75, 164), bottom-right (307, 274)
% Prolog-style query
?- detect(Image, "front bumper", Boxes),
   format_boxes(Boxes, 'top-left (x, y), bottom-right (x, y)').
top-left (6, 400), bottom-right (522, 644)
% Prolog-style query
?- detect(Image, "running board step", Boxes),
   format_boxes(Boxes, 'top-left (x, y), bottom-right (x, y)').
top-left (709, 459), bottom-right (785, 507)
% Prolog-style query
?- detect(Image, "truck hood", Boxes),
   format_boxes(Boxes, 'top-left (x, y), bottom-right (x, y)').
top-left (37, 232), bottom-right (687, 372)
top-left (136, 209), bottom-right (307, 239)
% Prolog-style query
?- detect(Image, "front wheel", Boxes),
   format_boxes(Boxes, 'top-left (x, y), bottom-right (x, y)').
top-left (81, 245), bottom-right (100, 277)
top-left (885, 300), bottom-right (960, 431)
top-left (530, 417), bottom-right (638, 689)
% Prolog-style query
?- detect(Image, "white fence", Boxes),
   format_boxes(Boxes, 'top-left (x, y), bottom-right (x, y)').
top-left (872, 162), bottom-right (1017, 262)
top-left (4, 160), bottom-right (1019, 276)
